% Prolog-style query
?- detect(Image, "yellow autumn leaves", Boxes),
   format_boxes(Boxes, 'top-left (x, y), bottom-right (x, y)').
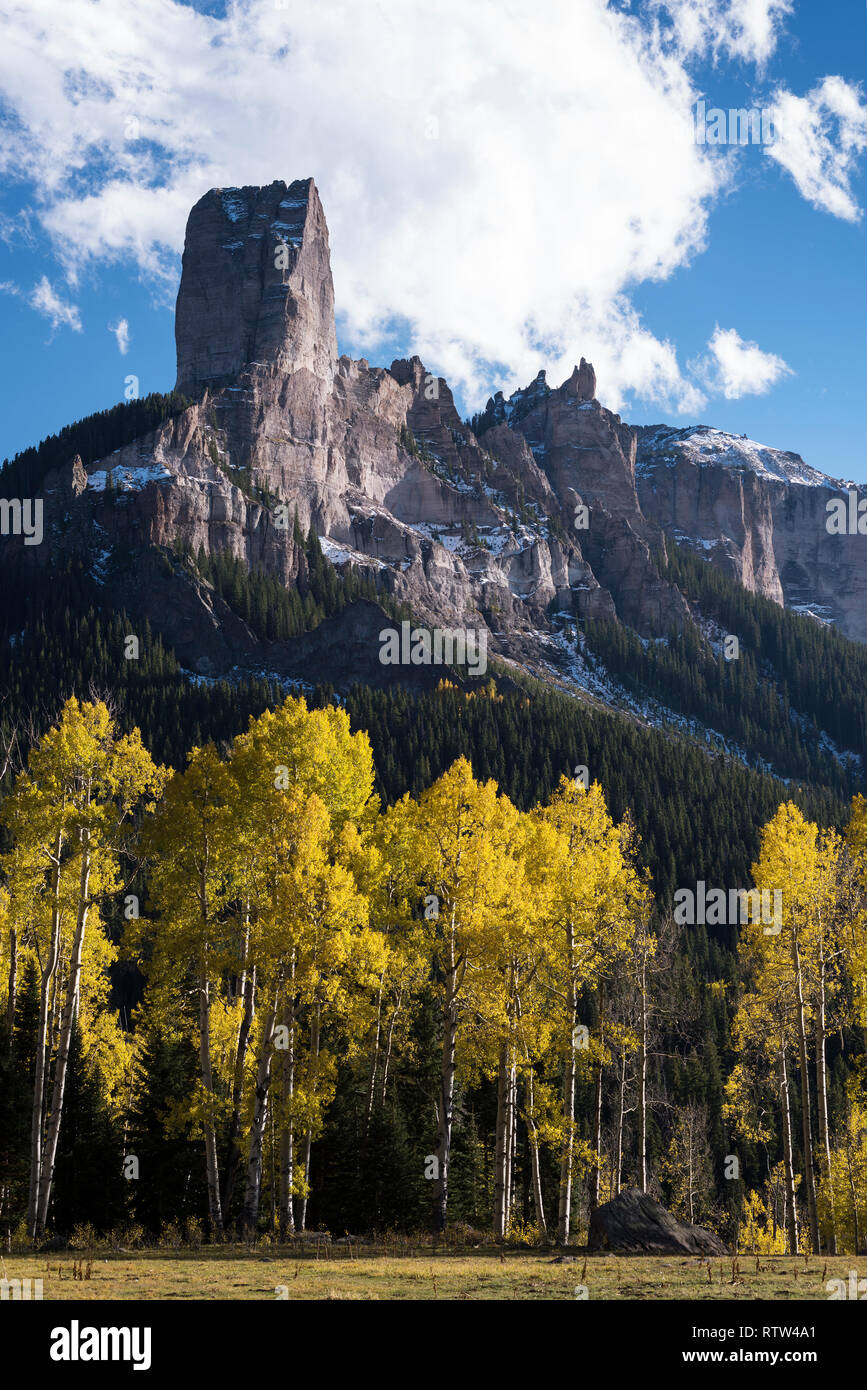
top-left (0, 697), bottom-right (166, 1236)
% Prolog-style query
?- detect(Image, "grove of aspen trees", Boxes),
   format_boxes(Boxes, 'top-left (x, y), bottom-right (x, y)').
top-left (1, 692), bottom-right (865, 1253)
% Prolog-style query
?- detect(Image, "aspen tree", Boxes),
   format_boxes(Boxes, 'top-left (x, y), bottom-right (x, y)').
top-left (227, 697), bottom-right (374, 1237)
top-left (750, 803), bottom-right (850, 1253)
top-left (0, 887), bottom-right (13, 1045)
top-left (340, 799), bottom-right (428, 1129)
top-left (3, 699), bottom-right (165, 1235)
top-left (533, 776), bottom-right (645, 1244)
top-left (139, 744), bottom-right (235, 1237)
top-left (660, 1101), bottom-right (715, 1226)
top-left (844, 795), bottom-right (867, 1036)
top-left (725, 987), bottom-right (801, 1254)
top-left (477, 798), bottom-right (530, 1239)
top-left (414, 758), bottom-right (516, 1234)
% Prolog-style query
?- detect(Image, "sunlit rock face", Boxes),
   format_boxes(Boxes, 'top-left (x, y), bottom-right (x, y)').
top-left (174, 179), bottom-right (338, 397)
top-left (635, 425), bottom-right (867, 643)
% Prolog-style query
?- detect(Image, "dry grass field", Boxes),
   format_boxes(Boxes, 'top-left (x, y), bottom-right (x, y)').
top-left (1, 1247), bottom-right (858, 1301)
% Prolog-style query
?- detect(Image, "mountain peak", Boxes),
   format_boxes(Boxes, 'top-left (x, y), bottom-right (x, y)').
top-left (174, 177), bottom-right (338, 396)
top-left (562, 358), bottom-right (596, 402)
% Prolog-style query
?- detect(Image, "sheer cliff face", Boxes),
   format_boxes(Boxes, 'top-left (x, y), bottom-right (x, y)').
top-left (174, 179), bottom-right (338, 396)
top-left (14, 176), bottom-right (867, 685)
top-left (635, 426), bottom-right (867, 643)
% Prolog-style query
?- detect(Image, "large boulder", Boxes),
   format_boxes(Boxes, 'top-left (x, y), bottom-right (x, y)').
top-left (588, 1188), bottom-right (727, 1256)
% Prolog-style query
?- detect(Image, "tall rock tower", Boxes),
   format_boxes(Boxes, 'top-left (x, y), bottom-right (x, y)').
top-left (174, 178), bottom-right (338, 396)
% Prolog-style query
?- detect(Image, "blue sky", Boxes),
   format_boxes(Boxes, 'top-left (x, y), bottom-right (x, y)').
top-left (0, 0), bottom-right (865, 480)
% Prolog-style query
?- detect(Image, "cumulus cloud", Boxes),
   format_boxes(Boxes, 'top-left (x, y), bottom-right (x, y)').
top-left (692, 325), bottom-right (792, 399)
top-left (109, 317), bottom-right (130, 354)
top-left (0, 0), bottom-right (809, 410)
top-left (30, 277), bottom-right (83, 332)
top-left (765, 77), bottom-right (867, 222)
top-left (650, 0), bottom-right (793, 68)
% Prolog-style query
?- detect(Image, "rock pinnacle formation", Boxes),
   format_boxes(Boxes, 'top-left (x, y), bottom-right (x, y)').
top-left (174, 178), bottom-right (338, 396)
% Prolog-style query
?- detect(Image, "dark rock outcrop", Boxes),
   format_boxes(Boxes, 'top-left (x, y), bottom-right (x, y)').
top-left (588, 1188), bottom-right (727, 1256)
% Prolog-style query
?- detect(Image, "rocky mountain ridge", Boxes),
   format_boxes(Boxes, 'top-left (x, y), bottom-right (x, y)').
top-left (635, 424), bottom-right (867, 640)
top-left (6, 176), bottom-right (866, 702)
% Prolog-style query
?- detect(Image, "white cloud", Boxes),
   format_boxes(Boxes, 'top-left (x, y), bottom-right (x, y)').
top-left (0, 0), bottom-right (804, 411)
top-left (765, 77), bottom-right (867, 222)
top-left (693, 325), bottom-right (792, 399)
top-left (650, 0), bottom-right (793, 68)
top-left (29, 277), bottom-right (82, 333)
top-left (109, 317), bottom-right (130, 354)
top-left (1, 275), bottom-right (83, 334)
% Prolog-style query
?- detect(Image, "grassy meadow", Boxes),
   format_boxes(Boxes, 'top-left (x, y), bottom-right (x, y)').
top-left (1, 1246), bottom-right (856, 1301)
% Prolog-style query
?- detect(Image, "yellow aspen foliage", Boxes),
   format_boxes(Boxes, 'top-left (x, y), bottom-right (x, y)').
top-left (530, 775), bottom-right (648, 1243)
top-left (740, 1188), bottom-right (790, 1255)
top-left (413, 756), bottom-right (519, 1232)
top-left (2, 698), bottom-right (166, 1235)
top-left (844, 795), bottom-right (867, 1033)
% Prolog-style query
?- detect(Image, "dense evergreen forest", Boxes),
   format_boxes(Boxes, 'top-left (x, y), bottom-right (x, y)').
top-left (0, 392), bottom-right (193, 501)
top-left (582, 539), bottom-right (867, 795)
top-left (194, 530), bottom-right (389, 642)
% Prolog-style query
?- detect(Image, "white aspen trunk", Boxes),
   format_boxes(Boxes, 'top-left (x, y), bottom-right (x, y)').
top-left (506, 1049), bottom-right (517, 1230)
top-left (186, 859), bottom-right (223, 1237)
top-left (279, 1057), bottom-right (295, 1236)
top-left (241, 986), bottom-right (280, 1240)
top-left (281, 954), bottom-right (296, 1236)
top-left (638, 950), bottom-right (648, 1194)
top-left (493, 1040), bottom-right (509, 1238)
top-left (779, 1045), bottom-right (800, 1255)
top-left (687, 1122), bottom-right (695, 1224)
top-left (815, 938), bottom-right (836, 1253)
top-left (434, 929), bottom-right (459, 1235)
top-left (525, 1066), bottom-right (547, 1237)
top-left (6, 926), bottom-right (17, 1047)
top-left (557, 920), bottom-right (577, 1245)
top-left (269, 1105), bottom-right (277, 1233)
top-left (28, 830), bottom-right (64, 1236)
top-left (33, 831), bottom-right (74, 1235)
top-left (297, 1002), bottom-right (320, 1233)
top-left (791, 926), bottom-right (820, 1251)
top-left (28, 899), bottom-right (60, 1236)
top-left (591, 996), bottom-right (604, 1210)
top-left (198, 962), bottom-right (223, 1236)
top-left (379, 998), bottom-right (400, 1107)
top-left (222, 959), bottom-right (256, 1217)
top-left (365, 974), bottom-right (384, 1133)
top-left (278, 991), bottom-right (296, 1237)
top-left (494, 969), bottom-right (518, 1240)
top-left (615, 1050), bottom-right (627, 1197)
top-left (46, 958), bottom-right (61, 1072)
